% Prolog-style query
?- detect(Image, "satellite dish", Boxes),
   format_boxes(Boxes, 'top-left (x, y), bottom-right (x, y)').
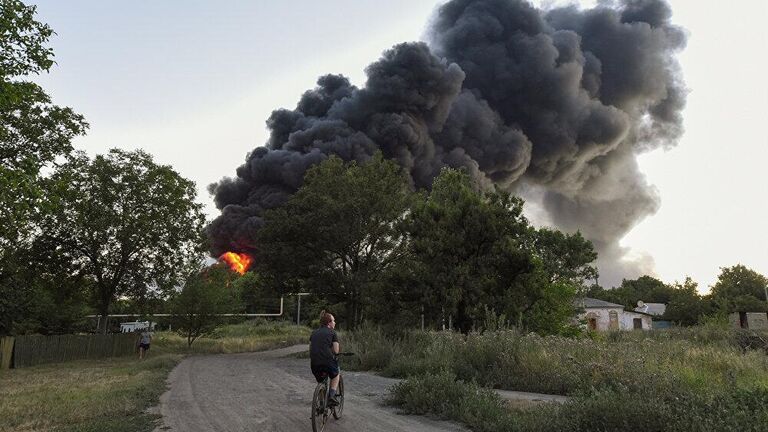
top-left (637, 300), bottom-right (645, 308)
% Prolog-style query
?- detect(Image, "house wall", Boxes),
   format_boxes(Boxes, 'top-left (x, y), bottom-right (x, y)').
top-left (577, 308), bottom-right (652, 331)
top-left (620, 312), bottom-right (652, 331)
top-left (729, 312), bottom-right (768, 330)
top-left (578, 307), bottom-right (623, 331)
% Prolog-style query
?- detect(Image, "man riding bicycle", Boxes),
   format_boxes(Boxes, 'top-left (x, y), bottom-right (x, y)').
top-left (309, 311), bottom-right (341, 406)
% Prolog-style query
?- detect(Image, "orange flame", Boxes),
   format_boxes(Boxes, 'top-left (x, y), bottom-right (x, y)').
top-left (220, 252), bottom-right (252, 275)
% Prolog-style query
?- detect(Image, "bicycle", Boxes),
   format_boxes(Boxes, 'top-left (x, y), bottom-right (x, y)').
top-left (310, 352), bottom-right (354, 432)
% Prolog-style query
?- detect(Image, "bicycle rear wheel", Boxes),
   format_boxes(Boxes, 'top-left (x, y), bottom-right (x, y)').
top-left (311, 381), bottom-right (328, 432)
top-left (332, 375), bottom-right (344, 419)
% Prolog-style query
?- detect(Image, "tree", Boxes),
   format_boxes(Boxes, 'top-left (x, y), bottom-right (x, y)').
top-left (663, 277), bottom-right (704, 326)
top-left (586, 275), bottom-right (673, 309)
top-left (0, 1), bottom-right (88, 334)
top-left (408, 168), bottom-right (546, 333)
top-left (530, 228), bottom-right (597, 287)
top-left (172, 264), bottom-right (240, 346)
top-left (710, 265), bottom-right (768, 313)
top-left (40, 149), bottom-right (207, 332)
top-left (0, 0), bottom-right (87, 267)
top-left (256, 153), bottom-right (414, 329)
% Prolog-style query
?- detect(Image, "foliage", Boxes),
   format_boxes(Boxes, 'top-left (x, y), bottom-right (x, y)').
top-left (586, 275), bottom-right (673, 308)
top-left (390, 373), bottom-right (768, 432)
top-left (388, 371), bottom-right (520, 432)
top-left (171, 264), bottom-right (241, 346)
top-left (0, 0), bottom-right (88, 335)
top-left (662, 277), bottom-right (706, 325)
top-left (530, 227), bottom-right (597, 286)
top-left (39, 149), bottom-right (206, 332)
top-left (256, 153), bottom-right (414, 329)
top-left (711, 264), bottom-right (768, 313)
top-left (406, 168), bottom-right (582, 333)
top-left (371, 326), bottom-right (768, 431)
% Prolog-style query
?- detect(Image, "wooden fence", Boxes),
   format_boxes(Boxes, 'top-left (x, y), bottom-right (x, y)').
top-left (8, 333), bottom-right (138, 368)
top-left (0, 336), bottom-right (13, 370)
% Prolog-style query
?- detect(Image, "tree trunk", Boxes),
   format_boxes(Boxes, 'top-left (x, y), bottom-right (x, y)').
top-left (98, 298), bottom-right (110, 334)
top-left (97, 283), bottom-right (113, 334)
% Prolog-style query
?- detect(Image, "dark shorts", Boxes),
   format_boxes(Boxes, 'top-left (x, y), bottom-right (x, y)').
top-left (311, 363), bottom-right (339, 382)
top-left (139, 343), bottom-right (150, 350)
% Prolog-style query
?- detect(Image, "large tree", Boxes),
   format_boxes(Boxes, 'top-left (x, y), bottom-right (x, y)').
top-left (710, 264), bottom-right (768, 313)
top-left (0, 0), bottom-right (87, 264)
top-left (662, 277), bottom-right (705, 326)
top-left (0, 1), bottom-right (88, 335)
top-left (41, 149), bottom-right (206, 332)
top-left (530, 228), bottom-right (597, 287)
top-left (255, 154), bottom-right (414, 329)
top-left (407, 168), bottom-right (546, 332)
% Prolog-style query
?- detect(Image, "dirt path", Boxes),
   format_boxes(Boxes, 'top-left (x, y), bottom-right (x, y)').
top-left (154, 345), bottom-right (467, 432)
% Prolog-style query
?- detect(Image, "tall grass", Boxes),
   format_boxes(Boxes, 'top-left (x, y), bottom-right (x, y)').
top-left (347, 324), bottom-right (768, 397)
top-left (153, 319), bottom-right (311, 355)
top-left (352, 324), bottom-right (768, 431)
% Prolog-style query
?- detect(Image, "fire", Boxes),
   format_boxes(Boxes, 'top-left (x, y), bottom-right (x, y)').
top-left (220, 252), bottom-right (252, 275)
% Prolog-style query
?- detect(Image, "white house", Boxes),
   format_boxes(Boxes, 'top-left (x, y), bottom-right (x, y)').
top-left (119, 321), bottom-right (156, 333)
top-left (575, 298), bottom-right (652, 331)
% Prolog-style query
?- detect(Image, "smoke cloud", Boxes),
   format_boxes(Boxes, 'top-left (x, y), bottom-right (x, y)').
top-left (207, 0), bottom-right (686, 287)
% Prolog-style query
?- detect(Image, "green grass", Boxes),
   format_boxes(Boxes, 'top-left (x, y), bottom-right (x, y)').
top-left (348, 324), bottom-right (768, 431)
top-left (0, 320), bottom-right (310, 432)
top-left (0, 354), bottom-right (182, 432)
top-left (153, 320), bottom-right (311, 355)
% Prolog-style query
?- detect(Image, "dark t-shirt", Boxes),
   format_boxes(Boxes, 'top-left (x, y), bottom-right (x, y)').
top-left (309, 326), bottom-right (338, 367)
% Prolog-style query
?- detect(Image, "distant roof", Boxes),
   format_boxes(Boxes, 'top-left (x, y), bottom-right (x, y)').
top-left (634, 303), bottom-right (667, 316)
top-left (576, 297), bottom-right (625, 309)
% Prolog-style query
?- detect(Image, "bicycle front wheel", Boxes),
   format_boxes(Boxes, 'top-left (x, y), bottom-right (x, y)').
top-left (332, 375), bottom-right (344, 419)
top-left (311, 382), bottom-right (328, 432)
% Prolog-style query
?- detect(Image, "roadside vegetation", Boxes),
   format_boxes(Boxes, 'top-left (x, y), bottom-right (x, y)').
top-left (0, 320), bottom-right (308, 432)
top-left (0, 355), bottom-right (181, 432)
top-left (343, 324), bottom-right (768, 431)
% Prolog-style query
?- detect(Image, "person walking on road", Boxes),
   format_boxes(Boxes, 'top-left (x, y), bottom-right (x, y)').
top-left (137, 328), bottom-right (153, 360)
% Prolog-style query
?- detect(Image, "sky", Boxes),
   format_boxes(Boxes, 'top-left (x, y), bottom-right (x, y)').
top-left (27, 0), bottom-right (768, 292)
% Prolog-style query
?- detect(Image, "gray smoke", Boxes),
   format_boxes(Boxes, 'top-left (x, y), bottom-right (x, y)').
top-left (207, 0), bottom-right (686, 287)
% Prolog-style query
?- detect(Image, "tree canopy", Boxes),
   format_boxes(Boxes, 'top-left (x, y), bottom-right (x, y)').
top-left (172, 264), bottom-right (241, 346)
top-left (0, 0), bottom-right (88, 335)
top-left (255, 153), bottom-right (414, 329)
top-left (0, 0), bottom-right (87, 264)
top-left (711, 264), bottom-right (768, 313)
top-left (40, 149), bottom-right (207, 332)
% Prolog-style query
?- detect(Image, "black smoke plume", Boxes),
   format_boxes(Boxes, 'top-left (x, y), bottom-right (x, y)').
top-left (207, 0), bottom-right (686, 287)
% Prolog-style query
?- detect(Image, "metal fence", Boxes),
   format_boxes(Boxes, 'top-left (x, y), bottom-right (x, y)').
top-left (8, 333), bottom-right (138, 368)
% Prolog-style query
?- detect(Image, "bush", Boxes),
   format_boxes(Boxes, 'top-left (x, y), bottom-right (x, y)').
top-left (388, 371), bottom-right (520, 432)
top-left (390, 373), bottom-right (768, 432)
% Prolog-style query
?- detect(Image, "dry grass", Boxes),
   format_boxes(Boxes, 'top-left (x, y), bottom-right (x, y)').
top-left (0, 320), bottom-right (311, 432)
top-left (0, 354), bottom-right (181, 432)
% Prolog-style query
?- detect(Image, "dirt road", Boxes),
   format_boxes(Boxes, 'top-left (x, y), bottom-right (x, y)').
top-left (154, 345), bottom-right (467, 432)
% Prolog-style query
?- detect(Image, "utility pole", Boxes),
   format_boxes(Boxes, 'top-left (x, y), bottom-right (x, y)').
top-left (295, 293), bottom-right (310, 325)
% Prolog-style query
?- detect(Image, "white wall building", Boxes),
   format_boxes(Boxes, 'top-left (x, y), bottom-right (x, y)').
top-left (575, 298), bottom-right (652, 331)
top-left (119, 321), bottom-right (156, 333)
